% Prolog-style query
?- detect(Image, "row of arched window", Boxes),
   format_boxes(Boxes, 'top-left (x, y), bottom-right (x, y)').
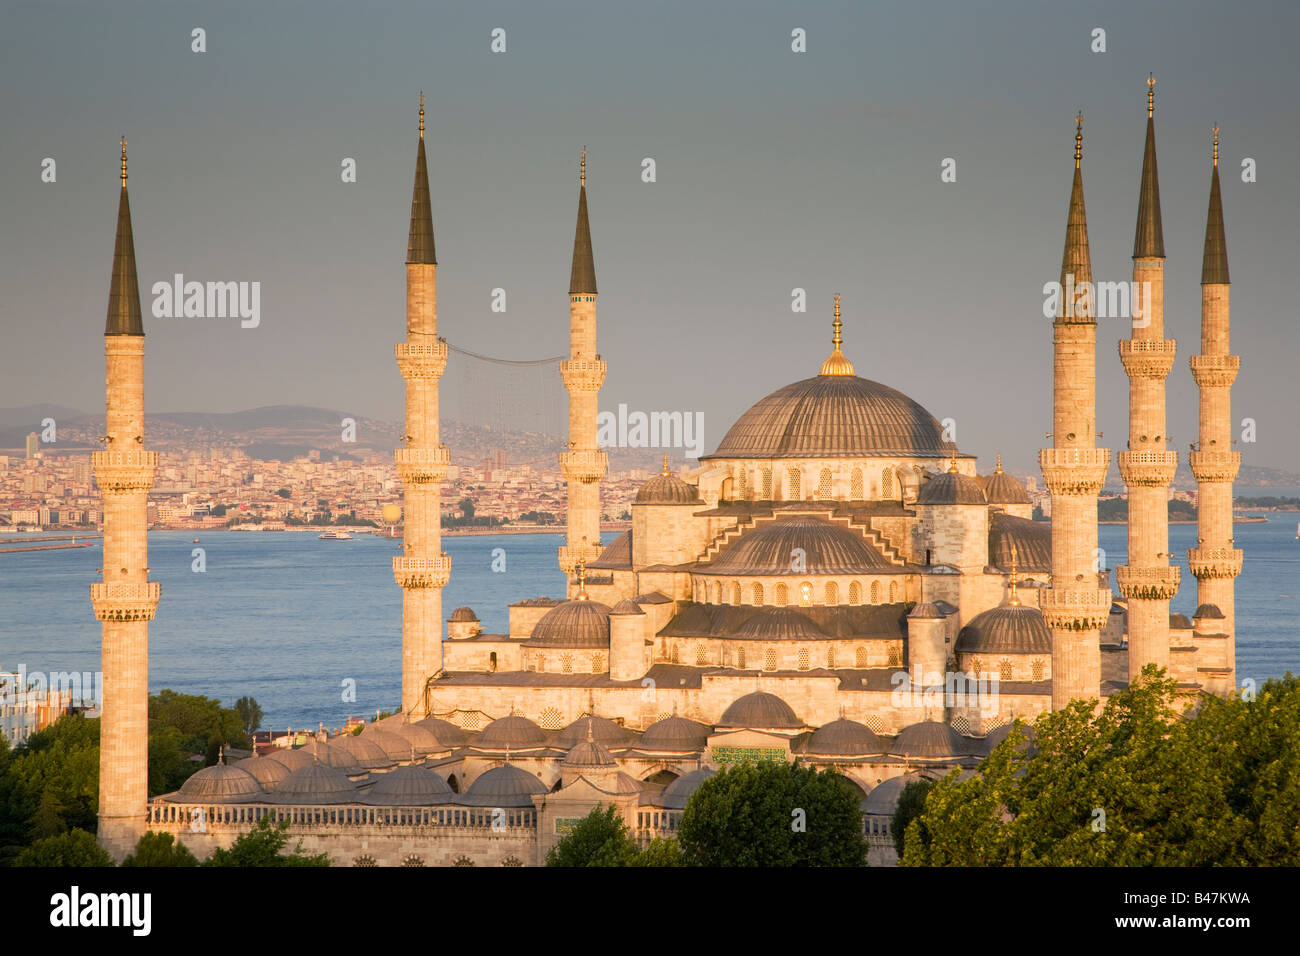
top-left (968, 658), bottom-right (1047, 682)
top-left (702, 578), bottom-right (902, 606)
top-left (663, 642), bottom-right (903, 670)
top-left (728, 466), bottom-right (899, 502)
top-left (530, 653), bottom-right (604, 674)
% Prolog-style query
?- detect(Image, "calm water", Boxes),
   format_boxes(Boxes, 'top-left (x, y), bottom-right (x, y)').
top-left (0, 523), bottom-right (1296, 728)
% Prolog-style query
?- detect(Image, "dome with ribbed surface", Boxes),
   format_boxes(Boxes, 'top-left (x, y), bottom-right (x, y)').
top-left (918, 471), bottom-right (987, 505)
top-left (362, 727), bottom-right (418, 761)
top-left (359, 764), bottom-right (454, 806)
top-left (269, 764), bottom-right (358, 805)
top-left (734, 607), bottom-right (825, 641)
top-left (703, 375), bottom-right (957, 460)
top-left (449, 606), bottom-right (479, 622)
top-left (563, 739), bottom-right (617, 768)
top-left (956, 604), bottom-right (1051, 655)
top-left (659, 768), bottom-right (716, 809)
top-left (414, 717), bottom-right (473, 748)
top-left (557, 715), bottom-right (632, 748)
top-left (908, 602), bottom-right (947, 620)
top-left (333, 733), bottom-right (397, 770)
top-left (237, 755), bottom-right (291, 790)
top-left (476, 715), bottom-right (547, 750)
top-left (983, 721), bottom-right (1036, 756)
top-left (804, 718), bottom-right (884, 756)
top-left (718, 692), bottom-right (803, 729)
top-left (636, 473), bottom-right (702, 504)
top-left (981, 471), bottom-right (1030, 505)
top-left (710, 515), bottom-right (892, 574)
top-left (609, 599), bottom-right (644, 616)
top-left (267, 748), bottom-right (314, 773)
top-left (988, 513), bottom-right (1051, 571)
top-left (461, 764), bottom-right (550, 806)
top-left (169, 764), bottom-right (264, 803)
top-left (1193, 604), bottom-right (1225, 619)
top-left (300, 740), bottom-right (365, 777)
top-left (525, 599), bottom-right (612, 648)
top-left (640, 716), bottom-right (712, 752)
top-left (392, 723), bottom-right (446, 755)
top-left (891, 721), bottom-right (970, 758)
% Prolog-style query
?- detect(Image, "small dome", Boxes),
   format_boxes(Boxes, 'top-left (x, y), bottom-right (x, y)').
top-left (237, 755), bottom-right (291, 790)
top-left (413, 717), bottom-right (473, 748)
top-left (982, 722), bottom-right (1036, 756)
top-left (891, 721), bottom-right (970, 758)
top-left (269, 763), bottom-right (358, 805)
top-left (981, 470), bottom-right (1030, 505)
top-left (659, 768), bottom-right (716, 809)
top-left (557, 715), bottom-right (632, 748)
top-left (449, 606), bottom-right (479, 622)
top-left (956, 604), bottom-right (1051, 655)
top-left (636, 472), bottom-right (702, 505)
top-left (333, 733), bottom-right (397, 770)
top-left (609, 599), bottom-right (645, 615)
top-left (170, 764), bottom-right (264, 804)
top-left (476, 714), bottom-right (547, 751)
top-left (563, 739), bottom-right (617, 768)
top-left (267, 748), bottom-right (314, 773)
top-left (392, 723), bottom-right (446, 756)
top-left (805, 718), bottom-right (884, 756)
top-left (908, 602), bottom-right (947, 620)
top-left (525, 599), bottom-right (612, 649)
top-left (918, 471), bottom-right (987, 505)
top-left (1169, 613), bottom-right (1193, 629)
top-left (988, 513), bottom-right (1051, 571)
top-left (359, 765), bottom-right (454, 806)
top-left (362, 727), bottom-right (417, 761)
top-left (734, 608), bottom-right (825, 641)
top-left (1193, 604), bottom-right (1225, 619)
top-left (461, 764), bottom-right (550, 807)
top-left (640, 716), bottom-right (711, 752)
top-left (300, 740), bottom-right (365, 777)
top-left (718, 692), bottom-right (803, 730)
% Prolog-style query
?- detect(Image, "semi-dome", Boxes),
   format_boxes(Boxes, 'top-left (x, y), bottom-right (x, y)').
top-left (557, 715), bottom-right (632, 748)
top-left (267, 748), bottom-right (314, 773)
top-left (476, 714), bottom-right (547, 750)
top-left (461, 764), bottom-right (550, 807)
top-left (639, 715), bottom-right (711, 752)
top-left (891, 720), bottom-right (970, 758)
top-left (168, 763), bottom-right (264, 803)
top-left (918, 470), bottom-right (987, 505)
top-left (563, 739), bottom-right (617, 768)
top-left (703, 374), bottom-right (958, 460)
top-left (525, 599), bottom-right (612, 649)
top-left (237, 755), bottom-right (291, 790)
top-left (359, 764), bottom-right (454, 806)
top-left (414, 717), bottom-right (473, 748)
top-left (804, 718), bottom-right (885, 756)
top-left (733, 607), bottom-right (825, 641)
top-left (449, 606), bottom-right (479, 622)
top-left (718, 691), bottom-right (803, 729)
top-left (269, 763), bottom-right (358, 805)
top-left (659, 768), bottom-right (717, 809)
top-left (709, 515), bottom-right (892, 574)
top-left (956, 604), bottom-right (1051, 656)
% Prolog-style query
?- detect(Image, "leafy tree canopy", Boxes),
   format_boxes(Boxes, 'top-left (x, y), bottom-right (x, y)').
top-left (13, 828), bottom-right (114, 867)
top-left (122, 831), bottom-right (199, 867)
top-left (202, 816), bottom-right (330, 867)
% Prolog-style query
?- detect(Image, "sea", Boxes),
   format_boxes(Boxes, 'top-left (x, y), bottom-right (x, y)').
top-left (1, 521), bottom-right (1297, 729)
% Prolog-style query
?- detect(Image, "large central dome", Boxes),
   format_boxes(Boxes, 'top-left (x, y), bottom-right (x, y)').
top-left (703, 374), bottom-right (956, 460)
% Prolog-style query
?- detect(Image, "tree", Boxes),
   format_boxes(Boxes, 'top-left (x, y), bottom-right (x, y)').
top-left (122, 831), bottom-right (199, 867)
top-left (546, 805), bottom-right (638, 867)
top-left (275, 488), bottom-right (291, 498)
top-left (891, 777), bottom-right (936, 857)
top-left (459, 497), bottom-right (476, 519)
top-left (13, 828), bottom-right (114, 867)
top-left (628, 836), bottom-right (685, 867)
top-left (149, 689), bottom-right (249, 756)
top-left (234, 696), bottom-right (263, 737)
top-left (202, 816), bottom-right (330, 867)
top-left (677, 761), bottom-right (866, 866)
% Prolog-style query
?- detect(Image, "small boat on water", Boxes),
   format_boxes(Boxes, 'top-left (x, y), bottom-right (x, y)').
top-left (319, 530), bottom-right (353, 540)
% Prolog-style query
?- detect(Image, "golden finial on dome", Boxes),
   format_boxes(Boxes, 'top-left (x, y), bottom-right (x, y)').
top-left (575, 556), bottom-right (588, 601)
top-left (120, 136), bottom-right (127, 187)
top-left (949, 451), bottom-right (958, 474)
top-left (1008, 544), bottom-right (1021, 606)
top-left (819, 295), bottom-right (856, 376)
top-left (580, 146), bottom-right (586, 188)
top-left (661, 453), bottom-right (670, 477)
top-left (419, 91), bottom-right (425, 139)
top-left (1074, 111), bottom-right (1083, 169)
top-left (995, 451), bottom-right (1004, 474)
top-left (1146, 73), bottom-right (1155, 118)
top-left (1212, 124), bottom-right (1219, 167)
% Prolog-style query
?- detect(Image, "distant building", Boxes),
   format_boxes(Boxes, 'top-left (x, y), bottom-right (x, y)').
top-left (25, 432), bottom-right (40, 459)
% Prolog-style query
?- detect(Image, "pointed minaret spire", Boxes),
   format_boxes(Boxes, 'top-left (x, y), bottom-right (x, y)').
top-left (1133, 75), bottom-right (1165, 258)
top-left (569, 148), bottom-right (597, 294)
top-left (407, 96), bottom-right (436, 265)
top-left (819, 295), bottom-right (856, 376)
top-left (1059, 112), bottom-right (1093, 321)
top-left (995, 452), bottom-right (1004, 474)
top-left (1202, 126), bottom-right (1230, 284)
top-left (106, 138), bottom-right (144, 336)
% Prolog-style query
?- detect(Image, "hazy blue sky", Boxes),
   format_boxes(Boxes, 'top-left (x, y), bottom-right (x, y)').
top-left (2, 0), bottom-right (1297, 473)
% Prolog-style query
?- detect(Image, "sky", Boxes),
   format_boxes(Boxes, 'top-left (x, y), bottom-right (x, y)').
top-left (2, 0), bottom-right (1297, 473)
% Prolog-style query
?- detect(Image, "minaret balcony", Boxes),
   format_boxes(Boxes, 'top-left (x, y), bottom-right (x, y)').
top-left (1119, 339), bottom-right (1177, 380)
top-left (395, 342), bottom-right (449, 379)
top-left (1188, 450), bottom-right (1241, 483)
top-left (395, 446), bottom-right (451, 483)
top-left (90, 581), bottom-right (161, 622)
top-left (1190, 354), bottom-right (1240, 389)
top-left (560, 449), bottom-right (608, 484)
top-left (1116, 565), bottom-right (1181, 601)
top-left (1117, 450), bottom-right (1178, 487)
top-left (92, 449), bottom-right (158, 492)
top-left (558, 542), bottom-right (604, 574)
top-left (1037, 447), bottom-right (1109, 495)
top-left (1188, 547), bottom-right (1243, 580)
top-left (393, 554), bottom-right (452, 589)
top-left (560, 359), bottom-right (607, 392)
top-left (1039, 586), bottom-right (1112, 631)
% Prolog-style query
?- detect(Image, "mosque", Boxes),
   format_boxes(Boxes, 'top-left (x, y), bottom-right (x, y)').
top-left (93, 81), bottom-right (1242, 866)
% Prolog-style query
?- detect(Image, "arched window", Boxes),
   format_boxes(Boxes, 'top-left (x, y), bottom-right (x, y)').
top-left (797, 648), bottom-right (810, 671)
top-left (540, 707), bottom-right (564, 730)
top-left (826, 646), bottom-right (836, 668)
top-left (972, 658), bottom-right (983, 677)
top-left (696, 645), bottom-right (708, 665)
top-left (489, 651), bottom-right (497, 671)
top-left (787, 468), bottom-right (801, 500)
top-left (534, 654), bottom-right (546, 673)
top-left (870, 581), bottom-right (880, 604)
top-left (671, 644), bottom-right (680, 663)
top-left (1000, 659), bottom-right (1013, 682)
top-left (764, 648), bottom-right (778, 671)
top-left (1031, 659), bottom-right (1045, 681)
top-left (849, 581), bottom-right (862, 605)
top-left (561, 654), bottom-right (573, 674)
top-left (850, 468), bottom-right (864, 499)
top-left (737, 647), bottom-right (746, 669)
top-left (592, 653), bottom-right (604, 673)
top-left (732, 582), bottom-right (741, 605)
top-left (881, 467), bottom-right (894, 499)
top-left (889, 581), bottom-right (898, 602)
top-left (737, 469), bottom-right (747, 499)
top-left (714, 581), bottom-right (722, 604)
top-left (887, 644), bottom-right (902, 667)
top-left (403, 855), bottom-right (426, 867)
top-left (775, 583), bottom-right (788, 606)
top-left (818, 468), bottom-right (833, 500)
top-left (761, 469), bottom-right (773, 499)
top-left (825, 581), bottom-right (839, 605)
top-left (856, 646), bottom-right (869, 668)
top-left (751, 583), bottom-right (764, 605)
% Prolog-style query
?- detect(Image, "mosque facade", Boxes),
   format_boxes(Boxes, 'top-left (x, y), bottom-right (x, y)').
top-left (95, 83), bottom-right (1241, 865)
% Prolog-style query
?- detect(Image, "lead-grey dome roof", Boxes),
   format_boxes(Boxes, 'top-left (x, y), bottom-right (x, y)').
top-left (267, 748), bottom-right (314, 773)
top-left (636, 473), bottom-right (702, 504)
top-left (804, 718), bottom-right (885, 756)
top-left (268, 763), bottom-right (358, 805)
top-left (980, 470), bottom-right (1030, 505)
top-left (702, 375), bottom-right (958, 460)
top-left (563, 739), bottom-right (617, 768)
top-left (461, 764), bottom-right (550, 807)
top-left (718, 691), bottom-right (803, 729)
top-left (890, 721), bottom-right (970, 758)
top-left (734, 607), bottom-right (825, 641)
top-left (557, 715), bottom-right (632, 748)
top-left (639, 715), bottom-right (712, 752)
top-left (300, 739), bottom-right (365, 776)
top-left (359, 765), bottom-right (454, 806)
top-left (524, 599), bottom-right (612, 649)
top-left (918, 471), bottom-right (987, 505)
top-left (956, 603), bottom-right (1052, 656)
top-left (169, 763), bottom-right (264, 803)
top-left (476, 714), bottom-right (547, 750)
top-left (333, 733), bottom-right (397, 770)
top-left (237, 755), bottom-right (291, 790)
top-left (659, 768), bottom-right (717, 809)
top-left (413, 717), bottom-right (472, 748)
top-left (709, 515), bottom-right (893, 574)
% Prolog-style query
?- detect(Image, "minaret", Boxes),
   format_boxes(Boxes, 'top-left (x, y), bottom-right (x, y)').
top-left (1188, 126), bottom-right (1242, 684)
top-left (93, 138), bottom-right (160, 860)
top-left (393, 95), bottom-right (451, 715)
top-left (1039, 114), bottom-right (1111, 708)
top-left (558, 148), bottom-right (607, 590)
top-left (1118, 76), bottom-right (1180, 682)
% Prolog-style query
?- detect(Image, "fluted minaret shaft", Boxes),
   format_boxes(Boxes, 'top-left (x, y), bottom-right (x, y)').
top-left (1039, 116), bottom-right (1111, 708)
top-left (93, 140), bottom-right (159, 861)
top-left (1118, 80), bottom-right (1180, 682)
top-left (394, 101), bottom-right (450, 715)
top-left (1189, 133), bottom-right (1241, 683)
top-left (558, 152), bottom-right (607, 586)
